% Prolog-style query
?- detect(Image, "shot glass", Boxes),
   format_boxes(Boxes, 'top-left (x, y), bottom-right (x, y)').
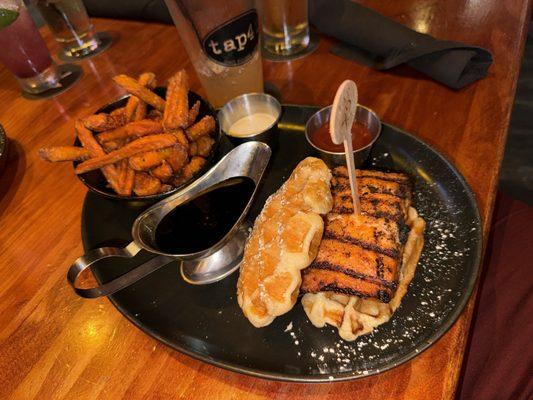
top-left (257, 0), bottom-right (310, 56)
top-left (34, 0), bottom-right (103, 58)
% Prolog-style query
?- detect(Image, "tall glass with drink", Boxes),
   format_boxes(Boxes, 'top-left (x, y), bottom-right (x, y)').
top-left (257, 0), bottom-right (309, 56)
top-left (33, 0), bottom-right (102, 58)
top-left (0, 0), bottom-right (61, 93)
top-left (164, 0), bottom-right (264, 108)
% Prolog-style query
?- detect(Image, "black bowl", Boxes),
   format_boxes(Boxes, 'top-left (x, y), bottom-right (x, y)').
top-left (74, 87), bottom-right (221, 206)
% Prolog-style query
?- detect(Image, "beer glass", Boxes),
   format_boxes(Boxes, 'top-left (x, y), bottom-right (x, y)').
top-left (0, 1), bottom-right (61, 94)
top-left (257, 0), bottom-right (310, 56)
top-left (164, 0), bottom-right (264, 108)
top-left (34, 0), bottom-right (101, 58)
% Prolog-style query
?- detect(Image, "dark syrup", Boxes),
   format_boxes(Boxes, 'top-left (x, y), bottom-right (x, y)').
top-left (154, 177), bottom-right (255, 254)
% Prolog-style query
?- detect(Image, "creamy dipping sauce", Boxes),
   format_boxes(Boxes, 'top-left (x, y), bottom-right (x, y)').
top-left (228, 113), bottom-right (277, 137)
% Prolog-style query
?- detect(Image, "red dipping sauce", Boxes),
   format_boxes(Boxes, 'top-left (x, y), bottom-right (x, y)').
top-left (310, 120), bottom-right (373, 152)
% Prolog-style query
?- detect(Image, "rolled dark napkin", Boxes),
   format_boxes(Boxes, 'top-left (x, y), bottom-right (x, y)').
top-left (310, 0), bottom-right (493, 89)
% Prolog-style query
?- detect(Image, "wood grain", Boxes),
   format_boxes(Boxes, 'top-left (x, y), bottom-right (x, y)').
top-left (0, 0), bottom-right (530, 398)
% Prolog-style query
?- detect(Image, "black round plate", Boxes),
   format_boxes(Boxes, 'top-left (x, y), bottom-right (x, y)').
top-left (82, 105), bottom-right (482, 382)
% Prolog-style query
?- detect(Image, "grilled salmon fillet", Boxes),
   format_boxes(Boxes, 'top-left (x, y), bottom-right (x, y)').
top-left (301, 266), bottom-right (393, 300)
top-left (301, 167), bottom-right (412, 303)
top-left (331, 168), bottom-right (411, 220)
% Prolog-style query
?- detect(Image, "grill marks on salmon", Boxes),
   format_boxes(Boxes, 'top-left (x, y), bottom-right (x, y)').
top-left (300, 268), bottom-right (393, 303)
top-left (311, 239), bottom-right (398, 287)
top-left (301, 167), bottom-right (412, 303)
top-left (331, 168), bottom-right (412, 221)
top-left (325, 212), bottom-right (400, 262)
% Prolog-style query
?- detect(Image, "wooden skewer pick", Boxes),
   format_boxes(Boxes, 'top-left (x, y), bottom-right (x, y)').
top-left (330, 80), bottom-right (361, 215)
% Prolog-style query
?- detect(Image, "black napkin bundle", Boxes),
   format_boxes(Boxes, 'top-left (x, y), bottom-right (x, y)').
top-left (309, 0), bottom-right (493, 89)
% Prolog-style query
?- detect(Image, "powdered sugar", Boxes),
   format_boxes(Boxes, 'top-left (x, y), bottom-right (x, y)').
top-left (276, 151), bottom-right (481, 379)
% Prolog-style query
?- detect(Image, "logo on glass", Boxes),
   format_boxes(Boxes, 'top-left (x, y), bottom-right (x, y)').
top-left (202, 10), bottom-right (259, 67)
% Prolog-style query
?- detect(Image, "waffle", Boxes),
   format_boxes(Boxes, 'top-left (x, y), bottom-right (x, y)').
top-left (237, 157), bottom-right (333, 327)
top-left (302, 206), bottom-right (425, 341)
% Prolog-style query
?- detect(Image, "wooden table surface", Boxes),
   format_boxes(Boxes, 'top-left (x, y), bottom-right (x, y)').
top-left (0, 1), bottom-right (530, 399)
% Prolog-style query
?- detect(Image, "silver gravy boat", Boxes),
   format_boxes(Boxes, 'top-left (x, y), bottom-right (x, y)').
top-left (67, 142), bottom-right (271, 298)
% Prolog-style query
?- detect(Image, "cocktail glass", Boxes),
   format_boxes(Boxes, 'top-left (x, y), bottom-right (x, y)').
top-left (0, 1), bottom-right (61, 94)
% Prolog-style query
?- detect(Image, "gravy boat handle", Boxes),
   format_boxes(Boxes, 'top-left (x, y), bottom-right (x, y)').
top-left (67, 241), bottom-right (176, 298)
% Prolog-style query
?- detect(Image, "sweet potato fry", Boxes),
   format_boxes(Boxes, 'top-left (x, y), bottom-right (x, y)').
top-left (124, 96), bottom-right (137, 122)
top-left (83, 112), bottom-right (126, 132)
top-left (150, 161), bottom-right (173, 182)
top-left (76, 120), bottom-right (107, 157)
top-left (75, 120), bottom-right (120, 191)
top-left (133, 101), bottom-right (148, 122)
top-left (122, 167), bottom-right (136, 196)
top-left (187, 100), bottom-right (200, 127)
top-left (173, 175), bottom-right (187, 186)
top-left (169, 128), bottom-right (189, 148)
top-left (114, 159), bottom-right (136, 196)
top-left (133, 172), bottom-right (162, 196)
top-left (188, 141), bottom-right (198, 157)
top-left (144, 73), bottom-right (157, 88)
top-left (125, 72), bottom-right (156, 121)
top-left (39, 146), bottom-right (91, 162)
top-left (113, 74), bottom-right (166, 111)
top-left (159, 184), bottom-right (173, 193)
top-left (147, 109), bottom-right (163, 121)
top-left (116, 159), bottom-right (128, 180)
top-left (179, 156), bottom-right (206, 183)
top-left (185, 115), bottom-right (215, 141)
top-left (110, 107), bottom-right (126, 117)
top-left (97, 120), bottom-right (163, 143)
top-left (195, 136), bottom-right (215, 157)
top-left (75, 134), bottom-right (177, 174)
top-left (163, 70), bottom-right (189, 130)
top-left (101, 140), bottom-right (122, 152)
top-left (166, 144), bottom-right (188, 173)
top-left (128, 146), bottom-right (176, 171)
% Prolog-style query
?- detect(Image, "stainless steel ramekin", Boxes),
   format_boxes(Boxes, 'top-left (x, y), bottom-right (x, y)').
top-left (305, 105), bottom-right (381, 167)
top-left (218, 93), bottom-right (281, 148)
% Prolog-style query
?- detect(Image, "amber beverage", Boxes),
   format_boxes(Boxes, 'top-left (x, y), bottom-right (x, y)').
top-left (164, 0), bottom-right (264, 108)
top-left (257, 0), bottom-right (309, 56)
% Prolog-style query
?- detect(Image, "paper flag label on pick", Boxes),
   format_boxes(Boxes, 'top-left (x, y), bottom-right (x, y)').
top-left (330, 80), bottom-right (361, 215)
top-left (330, 80), bottom-right (358, 144)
